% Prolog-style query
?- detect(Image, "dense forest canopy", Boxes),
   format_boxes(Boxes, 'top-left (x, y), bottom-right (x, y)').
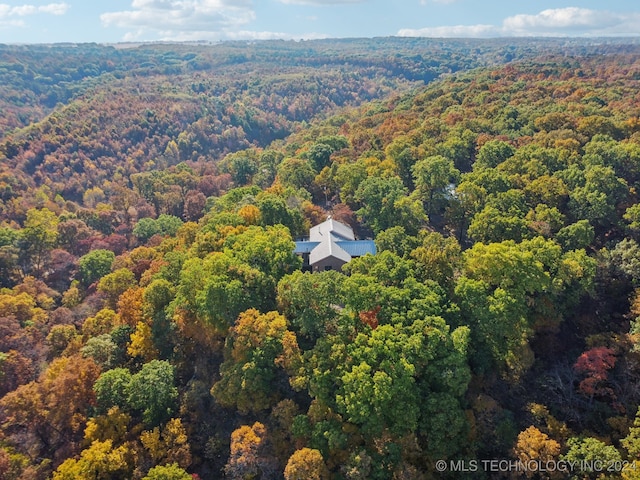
top-left (1, 37), bottom-right (640, 479)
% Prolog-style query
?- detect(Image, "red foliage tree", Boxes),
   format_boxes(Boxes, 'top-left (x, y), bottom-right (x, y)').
top-left (574, 347), bottom-right (617, 399)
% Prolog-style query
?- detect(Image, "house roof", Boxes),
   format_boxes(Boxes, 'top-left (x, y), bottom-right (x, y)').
top-left (310, 237), bottom-right (352, 265)
top-left (294, 241), bottom-right (320, 254)
top-left (295, 218), bottom-right (374, 268)
top-left (336, 240), bottom-right (376, 257)
top-left (309, 218), bottom-right (355, 242)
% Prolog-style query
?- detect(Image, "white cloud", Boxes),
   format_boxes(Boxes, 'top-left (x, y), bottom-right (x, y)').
top-left (503, 8), bottom-right (640, 36)
top-left (0, 2), bottom-right (69, 19)
top-left (101, 0), bottom-right (256, 40)
top-left (398, 7), bottom-right (640, 38)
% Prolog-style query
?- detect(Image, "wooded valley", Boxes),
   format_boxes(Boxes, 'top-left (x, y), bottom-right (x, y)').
top-left (1, 37), bottom-right (640, 479)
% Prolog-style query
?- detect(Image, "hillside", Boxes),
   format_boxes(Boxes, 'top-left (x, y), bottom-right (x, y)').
top-left (1, 39), bottom-right (640, 479)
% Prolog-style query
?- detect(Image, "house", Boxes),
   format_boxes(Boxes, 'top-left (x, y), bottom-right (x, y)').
top-left (294, 217), bottom-right (376, 272)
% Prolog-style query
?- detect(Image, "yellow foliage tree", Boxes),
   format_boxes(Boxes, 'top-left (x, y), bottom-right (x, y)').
top-left (84, 406), bottom-right (131, 445)
top-left (82, 308), bottom-right (119, 339)
top-left (128, 322), bottom-right (158, 362)
top-left (238, 204), bottom-right (262, 225)
top-left (52, 440), bottom-right (130, 480)
top-left (117, 287), bottom-right (146, 327)
top-left (513, 426), bottom-right (561, 479)
top-left (284, 448), bottom-right (329, 480)
top-left (140, 418), bottom-right (192, 469)
top-left (225, 422), bottom-right (276, 480)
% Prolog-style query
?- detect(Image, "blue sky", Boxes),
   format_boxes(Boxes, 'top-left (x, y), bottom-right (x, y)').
top-left (0, 0), bottom-right (639, 44)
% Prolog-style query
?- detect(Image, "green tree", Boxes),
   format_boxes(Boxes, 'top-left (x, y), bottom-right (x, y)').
top-left (307, 143), bottom-right (334, 172)
top-left (355, 175), bottom-right (426, 234)
top-left (128, 360), bottom-right (178, 427)
top-left (468, 205), bottom-right (529, 243)
top-left (257, 193), bottom-right (304, 236)
top-left (411, 155), bottom-right (459, 215)
top-left (568, 165), bottom-right (627, 226)
top-left (97, 268), bottom-right (137, 308)
top-left (78, 249), bottom-right (116, 286)
top-left (556, 220), bottom-right (595, 251)
top-left (277, 270), bottom-right (346, 345)
top-left (374, 226), bottom-right (420, 259)
top-left (94, 367), bottom-right (133, 413)
top-left (474, 140), bottom-right (515, 170)
top-left (19, 207), bottom-right (59, 276)
top-left (278, 157), bottom-right (316, 190)
top-left (562, 437), bottom-right (621, 480)
top-left (223, 150), bottom-right (258, 186)
top-left (305, 317), bottom-right (470, 458)
top-left (142, 463), bottom-right (191, 480)
top-left (81, 334), bottom-right (119, 370)
top-left (211, 309), bottom-right (301, 413)
top-left (410, 231), bottom-right (462, 290)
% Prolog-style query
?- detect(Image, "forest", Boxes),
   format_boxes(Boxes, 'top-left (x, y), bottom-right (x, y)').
top-left (1, 37), bottom-right (640, 479)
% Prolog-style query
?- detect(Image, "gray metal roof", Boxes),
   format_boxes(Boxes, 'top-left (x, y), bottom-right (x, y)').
top-left (336, 240), bottom-right (376, 257)
top-left (294, 241), bottom-right (320, 254)
top-left (310, 237), bottom-right (352, 265)
top-left (295, 220), bottom-right (375, 267)
top-left (309, 218), bottom-right (355, 242)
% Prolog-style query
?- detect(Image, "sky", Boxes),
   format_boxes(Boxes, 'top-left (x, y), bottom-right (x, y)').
top-left (0, 0), bottom-right (639, 44)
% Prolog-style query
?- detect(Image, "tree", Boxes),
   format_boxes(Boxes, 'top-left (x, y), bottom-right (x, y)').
top-left (562, 437), bottom-right (622, 480)
top-left (568, 165), bottom-right (627, 227)
top-left (97, 268), bottom-right (137, 308)
top-left (225, 422), bottom-right (277, 480)
top-left (0, 349), bottom-right (34, 397)
top-left (46, 324), bottom-right (79, 357)
top-left (277, 270), bottom-right (346, 345)
top-left (410, 231), bottom-right (461, 291)
top-left (171, 252), bottom-right (271, 333)
top-left (374, 226), bottom-right (420, 259)
top-left (307, 143), bottom-right (334, 172)
top-left (411, 155), bottom-right (459, 215)
top-left (277, 158), bottom-right (316, 190)
top-left (355, 175), bottom-right (426, 234)
top-left (139, 418), bottom-right (192, 470)
top-left (475, 140), bottom-right (515, 170)
top-left (81, 334), bottom-right (119, 370)
top-left (284, 448), bottom-right (328, 480)
top-left (211, 309), bottom-right (301, 413)
top-left (622, 407), bottom-right (640, 459)
top-left (573, 347), bottom-right (617, 400)
top-left (0, 355), bottom-right (100, 461)
top-left (556, 220), bottom-right (594, 251)
top-left (625, 203), bottom-right (640, 230)
top-left (78, 249), bottom-right (115, 286)
top-left (94, 367), bottom-right (133, 413)
top-left (304, 317), bottom-right (470, 461)
top-left (52, 439), bottom-right (130, 480)
top-left (224, 225), bottom-right (302, 282)
top-left (257, 193), bottom-right (304, 236)
top-left (513, 426), bottom-right (561, 479)
top-left (142, 463), bottom-right (191, 480)
top-left (468, 205), bottom-right (529, 244)
top-left (84, 406), bottom-right (132, 445)
top-left (18, 207), bottom-right (59, 276)
top-left (133, 215), bottom-right (183, 243)
top-left (128, 360), bottom-right (178, 427)
top-left (222, 150), bottom-right (258, 186)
